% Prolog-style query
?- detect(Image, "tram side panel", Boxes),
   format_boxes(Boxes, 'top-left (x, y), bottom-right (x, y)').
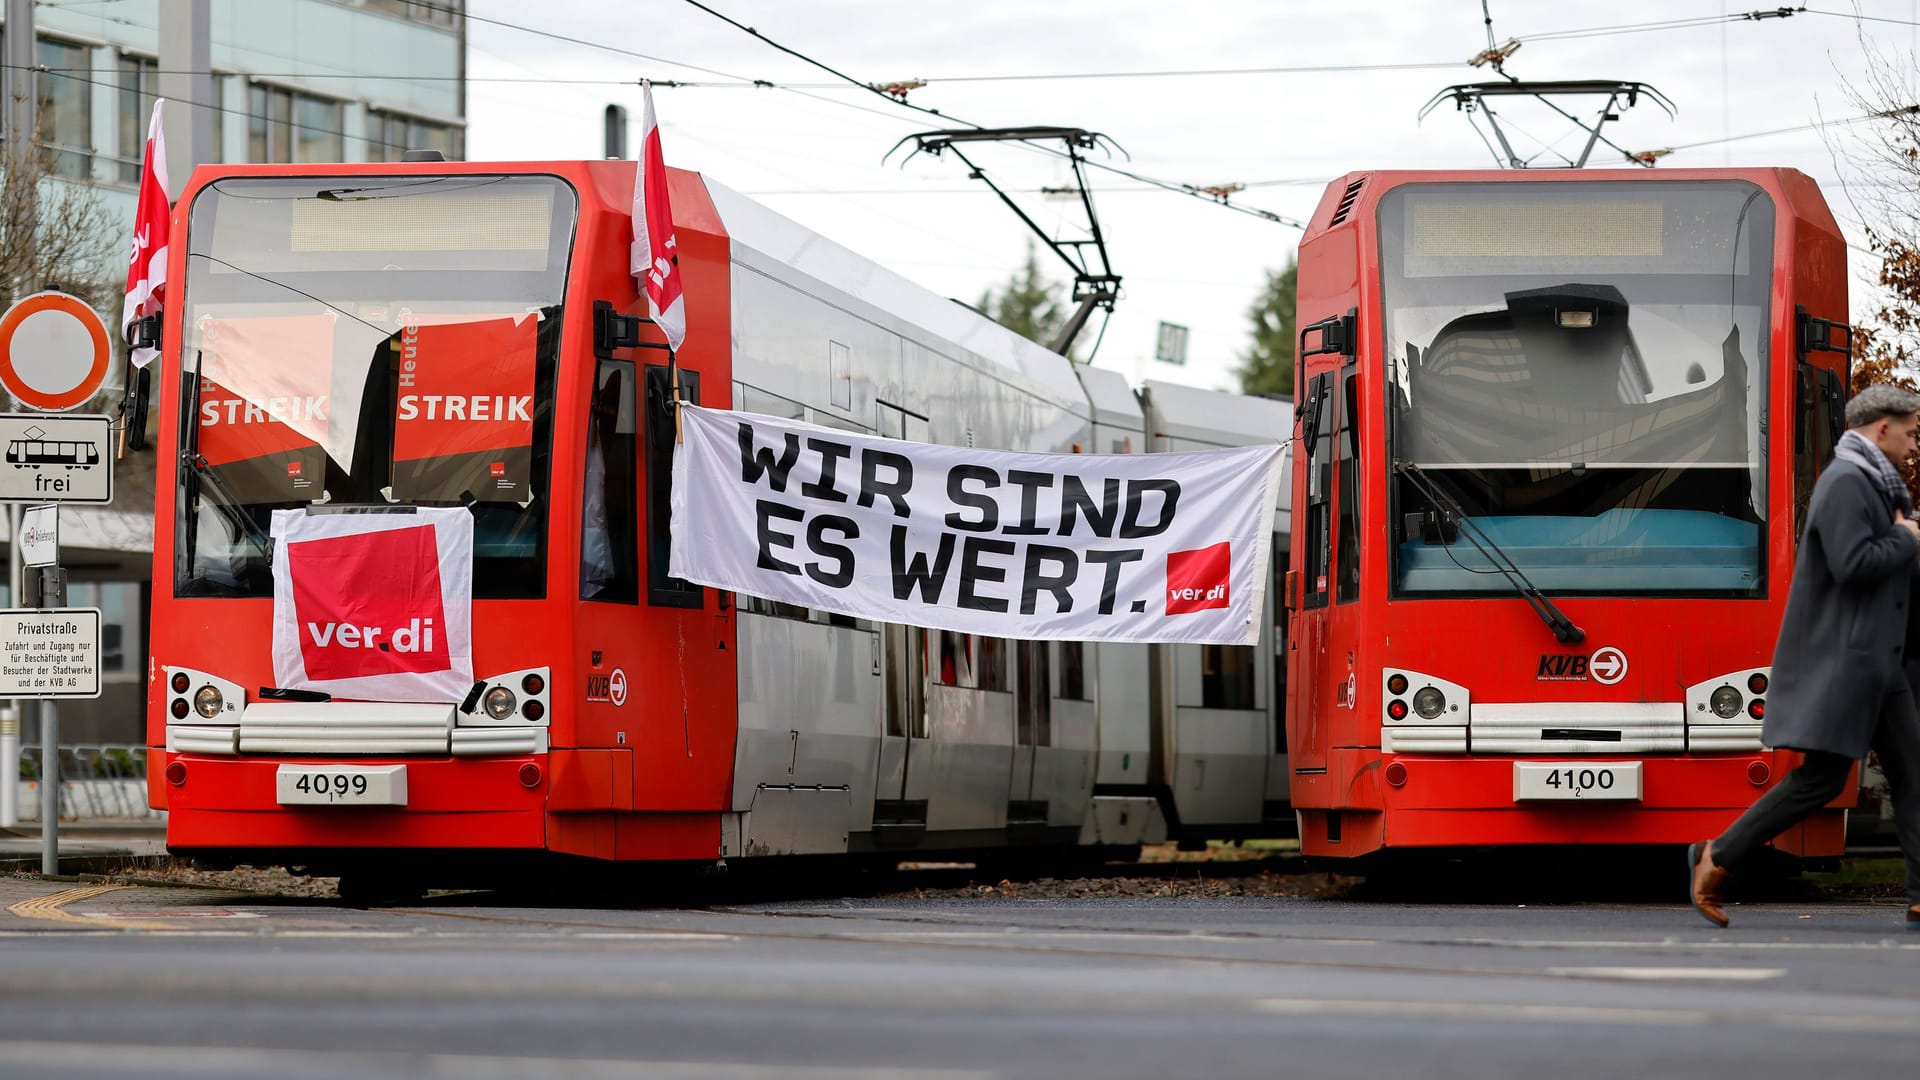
top-left (1140, 381), bottom-right (1292, 832)
top-left (708, 180), bottom-right (1098, 855)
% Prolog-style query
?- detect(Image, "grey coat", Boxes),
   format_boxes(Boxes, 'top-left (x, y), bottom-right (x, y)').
top-left (1764, 459), bottom-right (1918, 758)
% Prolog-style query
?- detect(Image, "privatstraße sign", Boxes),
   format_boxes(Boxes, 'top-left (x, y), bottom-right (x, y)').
top-left (0, 608), bottom-right (102, 698)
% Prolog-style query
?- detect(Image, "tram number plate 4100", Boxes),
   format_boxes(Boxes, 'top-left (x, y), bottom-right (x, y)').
top-left (1512, 761), bottom-right (1642, 802)
top-left (276, 764), bottom-right (408, 806)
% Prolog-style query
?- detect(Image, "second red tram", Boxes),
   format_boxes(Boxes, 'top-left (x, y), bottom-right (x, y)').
top-left (1287, 168), bottom-right (1853, 861)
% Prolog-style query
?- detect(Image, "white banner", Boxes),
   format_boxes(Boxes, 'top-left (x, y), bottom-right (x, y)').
top-left (671, 405), bottom-right (1284, 645)
top-left (270, 507), bottom-right (475, 702)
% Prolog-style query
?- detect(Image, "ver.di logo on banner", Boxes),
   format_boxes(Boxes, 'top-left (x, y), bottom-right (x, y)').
top-left (269, 506), bottom-right (475, 703)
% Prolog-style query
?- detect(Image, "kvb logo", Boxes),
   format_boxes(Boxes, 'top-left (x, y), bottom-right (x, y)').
top-left (288, 524), bottom-right (451, 680)
top-left (1166, 541), bottom-right (1231, 615)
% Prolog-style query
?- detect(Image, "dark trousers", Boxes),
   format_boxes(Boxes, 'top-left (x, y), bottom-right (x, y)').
top-left (1714, 678), bottom-right (1920, 904)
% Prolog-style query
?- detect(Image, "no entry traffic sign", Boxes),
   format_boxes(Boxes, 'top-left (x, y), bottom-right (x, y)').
top-left (0, 292), bottom-right (112, 413)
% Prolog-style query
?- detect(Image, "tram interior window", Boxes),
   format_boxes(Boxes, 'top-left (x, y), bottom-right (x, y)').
top-left (644, 364), bottom-right (703, 608)
top-left (1301, 373), bottom-right (1334, 609)
top-left (1794, 363), bottom-right (1843, 538)
top-left (1057, 641), bottom-right (1087, 701)
top-left (582, 359), bottom-right (638, 603)
top-left (976, 637), bottom-right (1009, 692)
top-left (1336, 369), bottom-right (1361, 605)
top-left (1018, 642), bottom-right (1052, 746)
top-left (1202, 645), bottom-right (1258, 710)
top-left (936, 630), bottom-right (973, 687)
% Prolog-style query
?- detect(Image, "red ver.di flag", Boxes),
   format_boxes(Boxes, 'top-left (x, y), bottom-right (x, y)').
top-left (122, 98), bottom-right (169, 368)
top-left (270, 506), bottom-right (474, 703)
top-left (629, 81), bottom-right (686, 351)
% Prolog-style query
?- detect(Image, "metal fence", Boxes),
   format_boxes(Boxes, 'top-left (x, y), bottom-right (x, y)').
top-left (14, 744), bottom-right (156, 821)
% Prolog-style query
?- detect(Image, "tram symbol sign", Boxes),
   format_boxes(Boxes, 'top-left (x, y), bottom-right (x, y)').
top-left (0, 413), bottom-right (114, 503)
top-left (608, 668), bottom-right (627, 707)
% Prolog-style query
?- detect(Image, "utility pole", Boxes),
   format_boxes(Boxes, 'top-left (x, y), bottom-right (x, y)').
top-left (5, 0), bottom-right (37, 277)
top-left (157, 0), bottom-right (212, 191)
top-left (3, 0), bottom-right (33, 829)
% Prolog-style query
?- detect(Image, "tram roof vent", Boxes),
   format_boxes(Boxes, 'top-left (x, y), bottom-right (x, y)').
top-left (1328, 177), bottom-right (1366, 227)
top-left (401, 149), bottom-right (447, 162)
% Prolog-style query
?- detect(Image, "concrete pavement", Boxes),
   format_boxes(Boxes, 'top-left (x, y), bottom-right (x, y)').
top-left (0, 821), bottom-right (168, 874)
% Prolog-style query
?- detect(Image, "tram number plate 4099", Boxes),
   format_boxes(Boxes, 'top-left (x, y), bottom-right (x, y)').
top-left (1512, 761), bottom-right (1642, 802)
top-left (276, 764), bottom-right (407, 806)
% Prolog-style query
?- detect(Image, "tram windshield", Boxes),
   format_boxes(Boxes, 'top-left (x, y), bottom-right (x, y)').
top-left (174, 174), bottom-right (577, 598)
top-left (1380, 180), bottom-right (1773, 596)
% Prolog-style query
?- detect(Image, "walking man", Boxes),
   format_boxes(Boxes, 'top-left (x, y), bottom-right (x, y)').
top-left (1690, 383), bottom-right (1920, 930)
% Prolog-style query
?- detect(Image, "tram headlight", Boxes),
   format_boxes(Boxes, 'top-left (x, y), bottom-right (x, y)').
top-left (483, 687), bottom-right (518, 720)
top-left (1709, 685), bottom-right (1743, 719)
top-left (193, 685), bottom-right (224, 718)
top-left (1412, 686), bottom-right (1447, 720)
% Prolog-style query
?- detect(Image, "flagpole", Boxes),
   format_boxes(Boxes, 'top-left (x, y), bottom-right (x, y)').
top-left (670, 348), bottom-right (683, 444)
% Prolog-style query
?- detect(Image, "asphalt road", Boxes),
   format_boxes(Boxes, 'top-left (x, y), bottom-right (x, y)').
top-left (3, 876), bottom-right (1917, 1080)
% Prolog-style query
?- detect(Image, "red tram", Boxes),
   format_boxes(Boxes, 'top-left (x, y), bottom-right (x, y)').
top-left (144, 157), bottom-right (1293, 895)
top-left (1286, 168), bottom-right (1853, 861)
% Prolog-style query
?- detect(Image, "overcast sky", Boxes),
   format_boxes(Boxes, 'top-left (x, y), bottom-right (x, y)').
top-left (466, 1), bottom-right (1920, 394)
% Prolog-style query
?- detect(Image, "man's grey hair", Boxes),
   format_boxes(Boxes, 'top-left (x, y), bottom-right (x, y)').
top-left (1845, 383), bottom-right (1920, 428)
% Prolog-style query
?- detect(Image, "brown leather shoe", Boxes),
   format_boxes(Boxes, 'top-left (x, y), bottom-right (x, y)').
top-left (1688, 840), bottom-right (1731, 928)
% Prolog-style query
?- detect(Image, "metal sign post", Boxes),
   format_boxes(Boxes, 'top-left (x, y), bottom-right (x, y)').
top-left (1, 502), bottom-right (15, 828)
top-left (0, 291), bottom-right (116, 875)
top-left (39, 568), bottom-right (63, 875)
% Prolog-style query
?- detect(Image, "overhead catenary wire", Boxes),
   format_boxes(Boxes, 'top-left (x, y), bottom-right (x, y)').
top-left (673, 0), bottom-right (1305, 227)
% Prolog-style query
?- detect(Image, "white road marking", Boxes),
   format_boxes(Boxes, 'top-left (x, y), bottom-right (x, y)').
top-left (1545, 966), bottom-right (1786, 981)
top-left (1252, 997), bottom-right (1912, 1033)
top-left (0, 1040), bottom-right (992, 1078)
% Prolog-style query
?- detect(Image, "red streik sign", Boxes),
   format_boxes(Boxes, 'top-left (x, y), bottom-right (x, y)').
top-left (391, 316), bottom-right (537, 503)
top-left (198, 314), bottom-right (333, 502)
top-left (287, 524), bottom-right (451, 681)
top-left (1166, 541), bottom-right (1232, 615)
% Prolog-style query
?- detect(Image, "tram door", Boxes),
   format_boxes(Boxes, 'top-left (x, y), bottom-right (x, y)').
top-left (874, 402), bottom-right (933, 822)
top-left (877, 625), bottom-right (928, 808)
top-left (1011, 642), bottom-right (1051, 805)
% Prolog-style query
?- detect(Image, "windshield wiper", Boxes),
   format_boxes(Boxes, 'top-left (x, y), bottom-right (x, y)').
top-left (179, 356), bottom-right (273, 559)
top-left (1397, 461), bottom-right (1586, 645)
top-left (184, 451), bottom-right (273, 558)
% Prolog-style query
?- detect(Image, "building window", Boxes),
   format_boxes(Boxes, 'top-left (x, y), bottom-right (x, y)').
top-left (117, 54), bottom-right (158, 183)
top-left (362, 0), bottom-right (463, 27)
top-left (36, 38), bottom-right (92, 178)
top-left (368, 110), bottom-right (462, 161)
top-left (249, 85), bottom-right (343, 163)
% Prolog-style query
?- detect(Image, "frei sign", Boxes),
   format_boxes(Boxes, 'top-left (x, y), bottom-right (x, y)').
top-left (669, 405), bottom-right (1285, 646)
top-left (0, 290), bottom-right (117, 506)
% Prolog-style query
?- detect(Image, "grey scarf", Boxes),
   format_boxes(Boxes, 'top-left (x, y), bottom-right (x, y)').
top-left (1836, 428), bottom-right (1914, 515)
